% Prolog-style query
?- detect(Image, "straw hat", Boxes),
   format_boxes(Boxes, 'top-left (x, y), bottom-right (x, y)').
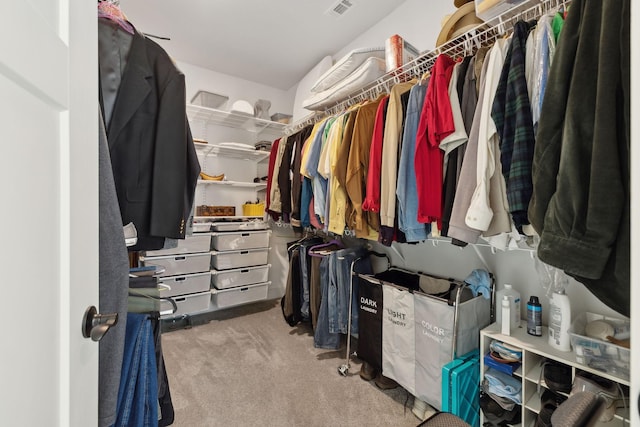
top-left (436, 2), bottom-right (484, 47)
top-left (454, 0), bottom-right (473, 7)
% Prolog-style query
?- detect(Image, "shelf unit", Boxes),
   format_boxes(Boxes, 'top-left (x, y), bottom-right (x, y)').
top-left (187, 104), bottom-right (286, 136)
top-left (188, 103), bottom-right (281, 220)
top-left (480, 322), bottom-right (630, 426)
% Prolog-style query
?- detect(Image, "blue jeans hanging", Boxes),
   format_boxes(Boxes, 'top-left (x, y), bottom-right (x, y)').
top-left (114, 313), bottom-right (158, 427)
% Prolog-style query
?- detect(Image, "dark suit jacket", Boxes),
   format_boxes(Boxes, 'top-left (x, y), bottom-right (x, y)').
top-left (104, 29), bottom-right (200, 251)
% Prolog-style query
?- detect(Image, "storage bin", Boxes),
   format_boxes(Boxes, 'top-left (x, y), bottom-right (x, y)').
top-left (211, 248), bottom-right (269, 270)
top-left (159, 272), bottom-right (212, 298)
top-left (212, 282), bottom-right (269, 309)
top-left (474, 0), bottom-right (527, 22)
top-left (569, 312), bottom-right (630, 378)
top-left (211, 264), bottom-right (270, 290)
top-left (242, 202), bottom-right (265, 216)
top-left (145, 233), bottom-right (211, 256)
top-left (140, 252), bottom-right (211, 277)
top-left (161, 291), bottom-right (211, 318)
top-left (211, 230), bottom-right (270, 251)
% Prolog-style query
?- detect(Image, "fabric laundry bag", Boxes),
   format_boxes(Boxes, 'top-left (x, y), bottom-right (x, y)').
top-left (382, 284), bottom-right (415, 395)
top-left (357, 277), bottom-right (383, 371)
top-left (414, 290), bottom-right (491, 409)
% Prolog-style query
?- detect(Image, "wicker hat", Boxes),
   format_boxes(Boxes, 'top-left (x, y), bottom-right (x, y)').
top-left (436, 2), bottom-right (484, 47)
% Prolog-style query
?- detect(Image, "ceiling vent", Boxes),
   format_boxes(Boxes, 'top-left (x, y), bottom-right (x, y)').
top-left (325, 0), bottom-right (355, 18)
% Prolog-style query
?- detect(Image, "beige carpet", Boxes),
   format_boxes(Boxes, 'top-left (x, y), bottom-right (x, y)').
top-left (161, 300), bottom-right (423, 427)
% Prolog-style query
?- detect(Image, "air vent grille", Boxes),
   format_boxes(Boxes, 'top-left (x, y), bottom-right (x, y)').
top-left (325, 0), bottom-right (355, 18)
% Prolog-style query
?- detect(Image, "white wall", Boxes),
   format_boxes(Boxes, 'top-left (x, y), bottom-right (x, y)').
top-left (176, 61), bottom-right (294, 118)
top-left (360, 240), bottom-right (623, 326)
top-left (334, 0), bottom-right (457, 59)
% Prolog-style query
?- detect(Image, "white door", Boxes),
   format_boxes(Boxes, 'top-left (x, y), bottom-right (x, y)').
top-left (0, 1), bottom-right (98, 425)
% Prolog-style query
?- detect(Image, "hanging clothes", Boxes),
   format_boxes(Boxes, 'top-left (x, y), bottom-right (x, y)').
top-left (98, 106), bottom-right (129, 427)
top-left (414, 55), bottom-right (456, 230)
top-left (491, 20), bottom-right (537, 231)
top-left (448, 40), bottom-right (508, 245)
top-left (380, 81), bottom-right (415, 229)
top-left (362, 95), bottom-right (390, 214)
top-left (346, 95), bottom-right (386, 239)
top-left (396, 82), bottom-right (429, 242)
top-left (98, 19), bottom-right (200, 251)
top-left (529, 0), bottom-right (630, 316)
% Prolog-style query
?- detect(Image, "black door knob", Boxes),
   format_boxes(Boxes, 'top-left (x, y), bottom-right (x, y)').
top-left (82, 306), bottom-right (118, 342)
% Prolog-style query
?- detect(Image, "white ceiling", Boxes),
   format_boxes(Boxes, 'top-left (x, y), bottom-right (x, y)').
top-left (120, 0), bottom-right (407, 90)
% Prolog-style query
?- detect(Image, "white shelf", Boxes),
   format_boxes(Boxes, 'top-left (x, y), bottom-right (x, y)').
top-left (194, 142), bottom-right (270, 161)
top-left (480, 322), bottom-right (631, 426)
top-left (197, 180), bottom-right (267, 190)
top-left (187, 104), bottom-right (286, 135)
top-left (482, 323), bottom-right (630, 386)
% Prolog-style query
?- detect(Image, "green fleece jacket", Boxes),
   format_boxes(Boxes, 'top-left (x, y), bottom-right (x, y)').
top-left (528, 0), bottom-right (630, 316)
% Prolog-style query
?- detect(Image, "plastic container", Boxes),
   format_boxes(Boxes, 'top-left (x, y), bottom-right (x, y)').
top-left (495, 284), bottom-right (521, 328)
top-left (569, 312), bottom-right (631, 378)
top-left (474, 0), bottom-right (527, 22)
top-left (548, 290), bottom-right (571, 351)
top-left (526, 296), bottom-right (542, 336)
top-left (242, 202), bottom-right (265, 216)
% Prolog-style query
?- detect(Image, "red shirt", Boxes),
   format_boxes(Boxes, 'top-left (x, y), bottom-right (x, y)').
top-left (415, 55), bottom-right (456, 226)
top-left (362, 95), bottom-right (389, 212)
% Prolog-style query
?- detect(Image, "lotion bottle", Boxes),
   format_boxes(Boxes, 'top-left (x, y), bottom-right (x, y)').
top-left (496, 284), bottom-right (521, 328)
top-left (548, 290), bottom-right (571, 351)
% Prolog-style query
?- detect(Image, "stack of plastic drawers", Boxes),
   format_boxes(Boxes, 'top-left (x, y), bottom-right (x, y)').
top-left (210, 221), bottom-right (271, 309)
top-left (140, 233), bottom-right (213, 319)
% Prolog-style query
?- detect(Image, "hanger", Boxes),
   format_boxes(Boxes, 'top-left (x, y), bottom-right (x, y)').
top-left (308, 238), bottom-right (344, 257)
top-left (98, 0), bottom-right (135, 35)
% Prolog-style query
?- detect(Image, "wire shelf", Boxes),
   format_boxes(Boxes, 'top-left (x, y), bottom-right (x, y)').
top-left (286, 0), bottom-right (570, 134)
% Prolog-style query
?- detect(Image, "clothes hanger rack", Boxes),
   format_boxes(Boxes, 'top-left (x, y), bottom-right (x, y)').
top-left (286, 0), bottom-right (571, 135)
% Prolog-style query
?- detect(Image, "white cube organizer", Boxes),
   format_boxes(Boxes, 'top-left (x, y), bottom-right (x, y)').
top-left (141, 252), bottom-right (211, 277)
top-left (211, 248), bottom-right (269, 270)
top-left (145, 233), bottom-right (212, 256)
top-left (211, 265), bottom-right (270, 290)
top-left (159, 272), bottom-right (211, 298)
top-left (161, 291), bottom-right (211, 318)
top-left (210, 230), bottom-right (271, 251)
top-left (212, 282), bottom-right (269, 309)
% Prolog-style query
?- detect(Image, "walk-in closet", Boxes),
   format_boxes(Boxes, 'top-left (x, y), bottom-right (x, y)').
top-left (2, 0), bottom-right (638, 426)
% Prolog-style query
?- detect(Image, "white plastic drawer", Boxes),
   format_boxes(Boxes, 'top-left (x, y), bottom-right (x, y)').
top-left (211, 265), bottom-right (270, 290)
top-left (161, 291), bottom-right (211, 318)
top-left (145, 233), bottom-right (211, 256)
top-left (141, 252), bottom-right (211, 277)
top-left (212, 282), bottom-right (269, 309)
top-left (211, 230), bottom-right (270, 251)
top-left (159, 272), bottom-right (211, 298)
top-left (211, 248), bottom-right (269, 270)
top-left (210, 221), bottom-right (268, 232)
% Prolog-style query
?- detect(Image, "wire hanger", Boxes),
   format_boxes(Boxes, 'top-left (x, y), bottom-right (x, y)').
top-left (98, 0), bottom-right (134, 35)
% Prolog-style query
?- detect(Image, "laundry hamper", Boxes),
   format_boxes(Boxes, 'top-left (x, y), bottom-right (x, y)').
top-left (414, 284), bottom-right (491, 409)
top-left (357, 278), bottom-right (384, 373)
top-left (357, 267), bottom-right (492, 411)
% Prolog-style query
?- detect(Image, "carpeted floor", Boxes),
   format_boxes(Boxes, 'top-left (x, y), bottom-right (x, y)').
top-left (161, 300), bottom-right (423, 427)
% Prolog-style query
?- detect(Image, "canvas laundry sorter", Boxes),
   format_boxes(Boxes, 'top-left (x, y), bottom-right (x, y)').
top-left (355, 267), bottom-right (494, 410)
